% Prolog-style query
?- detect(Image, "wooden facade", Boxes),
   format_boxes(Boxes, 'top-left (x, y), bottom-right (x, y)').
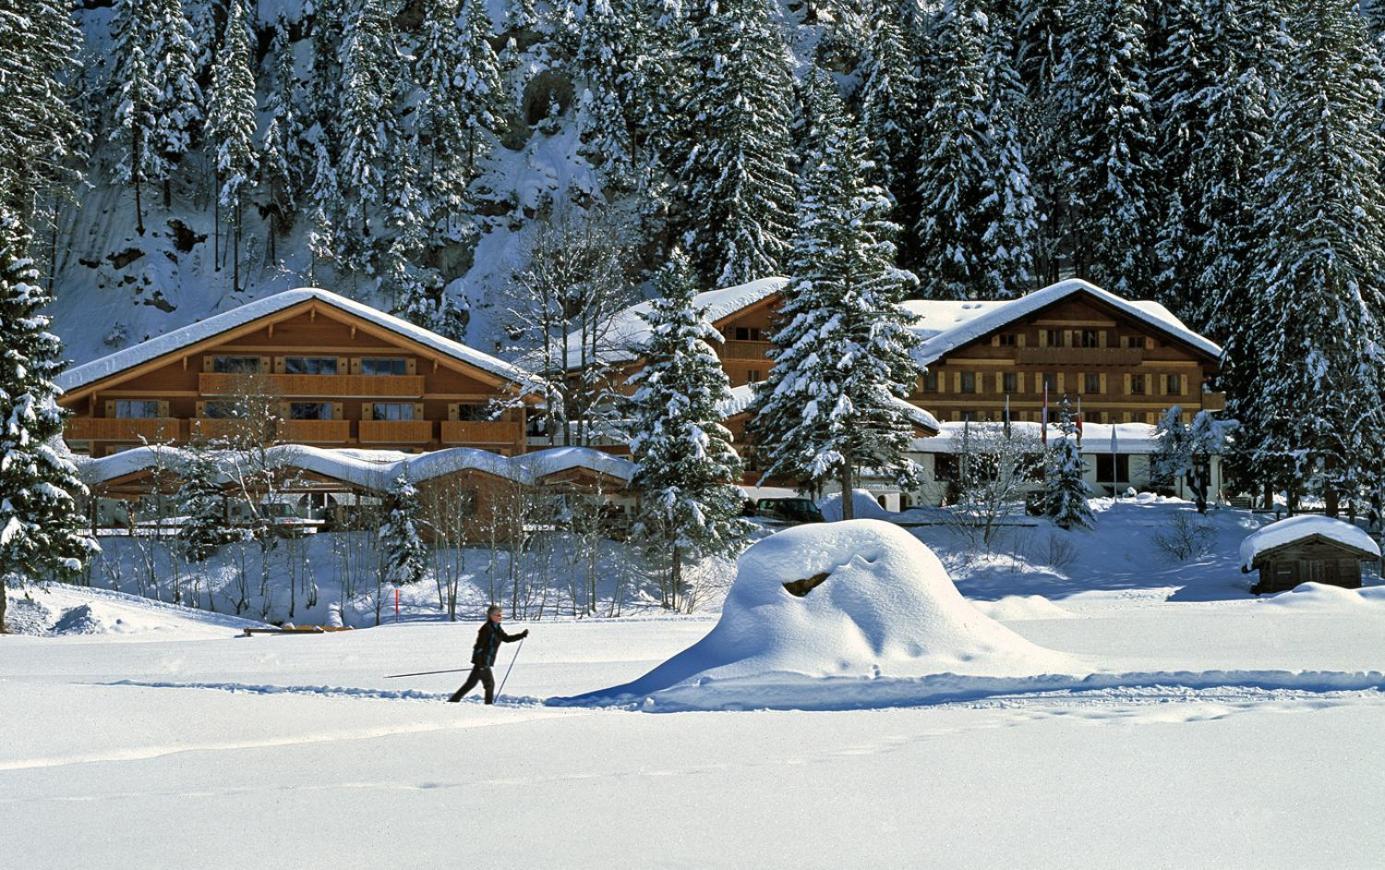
top-left (1247, 535), bottom-right (1377, 594)
top-left (713, 295), bottom-right (778, 388)
top-left (914, 293), bottom-right (1224, 425)
top-left (59, 296), bottom-right (537, 456)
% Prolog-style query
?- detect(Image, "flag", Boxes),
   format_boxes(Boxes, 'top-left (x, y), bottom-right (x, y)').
top-left (1075, 396), bottom-right (1083, 447)
top-left (1003, 394), bottom-right (1012, 439)
top-left (1041, 382), bottom-right (1049, 446)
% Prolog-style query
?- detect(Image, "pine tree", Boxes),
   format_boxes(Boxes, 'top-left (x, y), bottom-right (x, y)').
top-left (1232, 0), bottom-right (1385, 518)
top-left (380, 472), bottom-right (430, 587)
top-left (858, 2), bottom-right (920, 221)
top-left (749, 83), bottom-right (922, 519)
top-left (260, 21), bottom-right (304, 263)
top-left (148, 0), bottom-right (203, 207)
top-left (1149, 405), bottom-right (1190, 491)
top-left (416, 0), bottom-right (471, 233)
top-left (671, 0), bottom-right (797, 285)
top-left (338, 0), bottom-right (399, 242)
top-left (0, 210), bottom-right (97, 632)
top-left (1051, 0), bottom-right (1159, 297)
top-left (176, 446), bottom-right (231, 562)
top-left (577, 0), bottom-right (648, 190)
top-left (110, 0), bottom-right (163, 235)
top-left (205, 0), bottom-right (258, 291)
top-left (1043, 397), bottom-right (1093, 529)
top-left (628, 250), bottom-right (749, 610)
top-left (1187, 409), bottom-right (1216, 514)
top-left (307, 139), bottom-right (342, 280)
top-left (915, 0), bottom-right (1035, 299)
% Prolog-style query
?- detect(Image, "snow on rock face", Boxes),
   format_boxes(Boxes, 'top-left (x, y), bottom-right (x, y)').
top-left (1239, 514), bottom-right (1382, 571)
top-left (553, 520), bottom-right (1075, 706)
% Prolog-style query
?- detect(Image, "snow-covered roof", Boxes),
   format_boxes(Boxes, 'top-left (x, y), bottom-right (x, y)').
top-left (1239, 515), bottom-right (1382, 571)
top-left (563, 276), bottom-right (788, 369)
top-left (909, 279), bottom-right (1223, 367)
top-left (77, 445), bottom-right (635, 492)
top-left (719, 383), bottom-right (940, 433)
top-left (919, 421), bottom-right (1229, 455)
top-left (56, 288), bottom-right (538, 396)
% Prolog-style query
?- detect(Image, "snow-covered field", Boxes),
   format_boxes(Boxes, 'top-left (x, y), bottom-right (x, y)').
top-left (7, 501), bottom-right (1385, 867)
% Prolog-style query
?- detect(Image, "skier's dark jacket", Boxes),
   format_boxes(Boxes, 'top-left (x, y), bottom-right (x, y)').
top-left (472, 620), bottom-right (525, 667)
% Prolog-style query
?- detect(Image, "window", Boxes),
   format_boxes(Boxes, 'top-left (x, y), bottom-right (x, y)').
top-left (1096, 454), bottom-right (1130, 483)
top-left (371, 402), bottom-right (414, 421)
top-left (1131, 374), bottom-right (1147, 395)
top-left (733, 327), bottom-right (763, 341)
top-left (212, 355), bottom-right (261, 374)
top-left (283, 356), bottom-right (338, 375)
top-left (1042, 372), bottom-right (1059, 392)
top-left (998, 333), bottom-right (1017, 347)
top-left (960, 371), bottom-right (976, 394)
top-left (114, 400), bottom-right (161, 418)
top-left (747, 369), bottom-right (762, 383)
top-left (454, 403), bottom-right (490, 421)
top-left (1166, 374), bottom-right (1182, 395)
top-left (289, 402), bottom-right (333, 420)
top-left (922, 370), bottom-right (939, 393)
top-left (1085, 373), bottom-right (1101, 394)
top-left (960, 410), bottom-right (978, 422)
top-left (201, 401), bottom-right (241, 419)
top-left (934, 454), bottom-right (960, 482)
top-left (1002, 372), bottom-right (1018, 393)
top-left (1045, 329), bottom-right (1064, 347)
top-left (360, 357), bottom-right (408, 376)
top-left (1078, 329), bottom-right (1099, 348)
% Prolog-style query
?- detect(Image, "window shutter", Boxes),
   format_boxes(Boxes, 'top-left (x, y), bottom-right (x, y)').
top-left (332, 403), bottom-right (343, 420)
top-left (1034, 373), bottom-right (1043, 393)
top-left (157, 401), bottom-right (169, 417)
top-left (953, 372), bottom-right (961, 392)
top-left (1063, 330), bottom-right (1073, 348)
top-left (259, 356), bottom-right (271, 373)
top-left (350, 358), bottom-right (362, 374)
top-left (994, 372), bottom-right (1003, 393)
top-left (1098, 330), bottom-right (1108, 349)
top-left (1157, 375), bottom-right (1166, 397)
top-left (1100, 373), bottom-right (1108, 394)
top-left (991, 335), bottom-right (1000, 347)
top-left (448, 403), bottom-right (459, 421)
top-left (362, 403), bottom-right (373, 421)
top-left (413, 402), bottom-right (424, 419)
top-left (974, 371), bottom-right (983, 394)
top-left (1123, 374), bottom-right (1132, 395)
top-left (1017, 333), bottom-right (1027, 348)
top-left (1057, 373), bottom-right (1065, 394)
top-left (196, 401), bottom-right (205, 417)
top-left (104, 400), bottom-right (115, 417)
top-left (1145, 337), bottom-right (1155, 350)
top-left (937, 371), bottom-right (945, 394)
top-left (1076, 372), bottom-right (1085, 394)
top-left (336, 357), bottom-right (348, 375)
top-left (202, 356), bottom-right (213, 372)
top-left (1016, 372), bottom-right (1025, 394)
top-left (1038, 330), bottom-right (1048, 347)
top-left (1183, 375), bottom-right (1192, 396)
top-left (274, 356), bottom-right (286, 374)
top-left (277, 402), bottom-right (290, 417)
top-left (406, 359), bottom-right (418, 375)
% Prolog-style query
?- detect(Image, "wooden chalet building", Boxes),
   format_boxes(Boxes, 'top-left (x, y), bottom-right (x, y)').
top-left (56, 288), bottom-right (540, 456)
top-left (1240, 515), bottom-right (1382, 594)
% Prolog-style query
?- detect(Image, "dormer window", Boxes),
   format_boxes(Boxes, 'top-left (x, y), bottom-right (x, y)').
top-left (360, 357), bottom-right (408, 376)
top-left (211, 355), bottom-right (261, 374)
top-left (283, 356), bottom-right (338, 375)
top-left (998, 333), bottom-right (1017, 347)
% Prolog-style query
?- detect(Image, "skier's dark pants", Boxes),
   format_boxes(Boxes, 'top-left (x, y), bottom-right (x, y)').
top-left (449, 666), bottom-right (495, 704)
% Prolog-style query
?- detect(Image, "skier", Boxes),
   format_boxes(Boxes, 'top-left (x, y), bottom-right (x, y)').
top-left (448, 605), bottom-right (527, 704)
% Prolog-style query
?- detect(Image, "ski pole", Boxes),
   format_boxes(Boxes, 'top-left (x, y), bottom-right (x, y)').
top-left (494, 637), bottom-right (525, 703)
top-left (384, 667), bottom-right (472, 679)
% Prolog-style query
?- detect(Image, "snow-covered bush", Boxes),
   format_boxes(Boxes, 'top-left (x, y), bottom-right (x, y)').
top-left (1154, 511), bottom-right (1215, 561)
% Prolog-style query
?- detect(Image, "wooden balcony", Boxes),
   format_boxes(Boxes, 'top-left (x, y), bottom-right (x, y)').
top-left (65, 417), bottom-right (183, 442)
top-left (199, 372), bottom-right (424, 398)
top-left (719, 340), bottom-right (773, 361)
top-left (441, 420), bottom-right (524, 448)
top-left (1015, 347), bottom-right (1144, 366)
top-left (359, 420), bottom-right (434, 443)
top-left (276, 420), bottom-right (351, 443)
top-left (1201, 391), bottom-right (1227, 412)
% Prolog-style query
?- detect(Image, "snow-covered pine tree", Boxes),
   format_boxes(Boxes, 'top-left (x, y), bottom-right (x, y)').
top-left (0, 210), bottom-right (97, 632)
top-left (339, 0), bottom-right (400, 247)
top-left (309, 0), bottom-right (345, 144)
top-left (671, 0), bottom-right (797, 285)
top-left (147, 0), bottom-right (203, 208)
top-left (915, 0), bottom-right (1035, 299)
top-left (628, 250), bottom-right (749, 610)
top-left (577, 0), bottom-right (648, 190)
top-left (1043, 396), bottom-right (1093, 529)
top-left (205, 0), bottom-right (258, 291)
top-left (260, 21), bottom-right (303, 263)
top-left (857, 1), bottom-right (920, 222)
top-left (415, 0), bottom-right (468, 233)
top-left (1149, 405), bottom-right (1190, 492)
top-left (1187, 409), bottom-right (1216, 514)
top-left (1013, 0), bottom-right (1067, 286)
top-left (109, 0), bottom-right (163, 235)
top-left (749, 76), bottom-right (922, 519)
top-left (1232, 0), bottom-right (1385, 518)
top-left (1051, 0), bottom-right (1159, 297)
top-left (306, 139), bottom-right (342, 281)
top-left (176, 446), bottom-right (232, 562)
top-left (380, 472), bottom-right (430, 587)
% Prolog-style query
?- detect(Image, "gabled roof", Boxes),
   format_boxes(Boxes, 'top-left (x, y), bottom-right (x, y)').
top-left (1240, 515), bottom-right (1382, 571)
top-left (56, 288), bottom-right (538, 399)
top-left (907, 279), bottom-right (1223, 366)
top-left (563, 276), bottom-right (788, 369)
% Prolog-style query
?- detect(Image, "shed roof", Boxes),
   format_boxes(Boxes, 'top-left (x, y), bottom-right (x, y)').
top-left (1239, 515), bottom-right (1382, 571)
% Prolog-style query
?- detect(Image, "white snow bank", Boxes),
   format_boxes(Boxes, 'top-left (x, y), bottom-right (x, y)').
top-left (1239, 515), bottom-right (1381, 571)
top-left (551, 520), bottom-right (1076, 706)
top-left (817, 489), bottom-right (900, 522)
top-left (12, 584), bottom-right (264, 640)
top-left (1256, 582), bottom-right (1385, 610)
top-left (973, 595), bottom-right (1077, 622)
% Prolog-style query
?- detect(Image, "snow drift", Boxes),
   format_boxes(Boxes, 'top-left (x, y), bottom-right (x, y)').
top-left (551, 520), bottom-right (1076, 707)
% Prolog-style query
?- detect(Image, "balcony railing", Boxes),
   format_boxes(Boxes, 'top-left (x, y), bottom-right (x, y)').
top-left (276, 419), bottom-right (351, 443)
top-left (441, 420), bottom-right (523, 447)
top-left (65, 417), bottom-right (183, 442)
top-left (359, 420), bottom-right (434, 443)
top-left (199, 372), bottom-right (425, 398)
top-left (1015, 347), bottom-right (1144, 366)
top-left (719, 340), bottom-right (773, 361)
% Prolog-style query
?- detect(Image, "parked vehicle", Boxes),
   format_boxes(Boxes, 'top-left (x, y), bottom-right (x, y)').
top-left (746, 497), bottom-right (826, 526)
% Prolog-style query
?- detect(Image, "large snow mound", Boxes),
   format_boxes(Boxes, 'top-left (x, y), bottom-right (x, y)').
top-left (552, 520), bottom-right (1076, 707)
top-left (1240, 515), bottom-right (1381, 571)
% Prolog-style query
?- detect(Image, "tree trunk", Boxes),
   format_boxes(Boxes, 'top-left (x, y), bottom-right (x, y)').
top-left (1325, 486), bottom-right (1340, 518)
top-left (1264, 480), bottom-right (1275, 513)
top-left (213, 173), bottom-right (220, 271)
top-left (0, 581), bottom-right (7, 634)
top-left (670, 544), bottom-right (682, 612)
top-left (232, 200), bottom-right (241, 292)
top-left (839, 464), bottom-right (855, 521)
top-left (163, 176), bottom-right (172, 209)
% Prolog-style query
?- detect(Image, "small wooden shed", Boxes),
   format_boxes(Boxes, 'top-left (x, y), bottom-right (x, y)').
top-left (1240, 515), bottom-right (1382, 594)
